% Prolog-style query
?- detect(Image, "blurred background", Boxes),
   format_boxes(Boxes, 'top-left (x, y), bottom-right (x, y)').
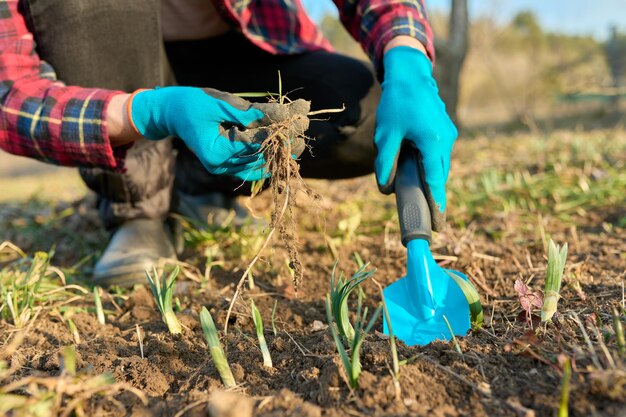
top-left (304, 0), bottom-right (626, 130)
top-left (0, 0), bottom-right (625, 202)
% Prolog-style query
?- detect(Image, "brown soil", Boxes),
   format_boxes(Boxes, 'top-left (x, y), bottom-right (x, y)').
top-left (2, 172), bottom-right (625, 417)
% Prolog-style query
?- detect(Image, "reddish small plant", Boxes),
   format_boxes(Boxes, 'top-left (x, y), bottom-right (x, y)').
top-left (514, 279), bottom-right (543, 328)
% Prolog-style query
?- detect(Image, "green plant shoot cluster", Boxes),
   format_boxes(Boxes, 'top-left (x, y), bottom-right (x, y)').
top-left (145, 265), bottom-right (182, 334)
top-left (326, 292), bottom-right (382, 389)
top-left (329, 262), bottom-right (376, 345)
top-left (326, 263), bottom-right (381, 389)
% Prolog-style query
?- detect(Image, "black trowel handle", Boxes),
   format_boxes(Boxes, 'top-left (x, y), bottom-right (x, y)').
top-left (394, 147), bottom-right (432, 246)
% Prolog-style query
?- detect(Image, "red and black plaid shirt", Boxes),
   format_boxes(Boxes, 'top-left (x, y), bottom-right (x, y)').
top-left (0, 0), bottom-right (433, 170)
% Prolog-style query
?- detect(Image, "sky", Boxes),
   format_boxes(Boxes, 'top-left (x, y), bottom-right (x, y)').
top-left (302, 0), bottom-right (626, 41)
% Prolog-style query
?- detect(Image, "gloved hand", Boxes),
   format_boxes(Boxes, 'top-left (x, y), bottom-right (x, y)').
top-left (374, 46), bottom-right (458, 231)
top-left (130, 87), bottom-right (269, 181)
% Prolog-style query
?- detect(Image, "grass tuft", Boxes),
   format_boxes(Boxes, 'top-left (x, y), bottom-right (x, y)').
top-left (329, 262), bottom-right (376, 346)
top-left (145, 265), bottom-right (182, 334)
top-left (0, 244), bottom-right (87, 328)
top-left (326, 292), bottom-right (382, 389)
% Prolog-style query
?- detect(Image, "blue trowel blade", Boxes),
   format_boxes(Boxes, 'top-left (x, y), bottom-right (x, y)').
top-left (383, 272), bottom-right (471, 346)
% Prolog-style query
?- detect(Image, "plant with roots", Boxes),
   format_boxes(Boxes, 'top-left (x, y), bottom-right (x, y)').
top-left (224, 76), bottom-right (343, 334)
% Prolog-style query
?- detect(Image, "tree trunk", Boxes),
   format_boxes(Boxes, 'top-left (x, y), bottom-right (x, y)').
top-left (433, 0), bottom-right (469, 125)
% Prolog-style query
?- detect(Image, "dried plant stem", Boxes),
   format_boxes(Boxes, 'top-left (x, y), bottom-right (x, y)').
top-left (271, 299), bottom-right (278, 336)
top-left (380, 286), bottom-right (401, 401)
top-left (307, 105), bottom-right (345, 116)
top-left (224, 175), bottom-right (290, 335)
top-left (613, 307), bottom-right (625, 356)
top-left (136, 324), bottom-right (144, 359)
top-left (443, 315), bottom-right (463, 355)
top-left (590, 319), bottom-right (617, 369)
top-left (93, 286), bottom-right (105, 325)
top-left (570, 312), bottom-right (602, 369)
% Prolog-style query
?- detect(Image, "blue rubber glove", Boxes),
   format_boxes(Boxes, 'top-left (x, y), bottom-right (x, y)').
top-left (131, 87), bottom-right (268, 181)
top-left (374, 47), bottom-right (458, 231)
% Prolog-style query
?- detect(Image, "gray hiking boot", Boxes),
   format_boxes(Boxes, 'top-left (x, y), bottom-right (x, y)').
top-left (175, 191), bottom-right (262, 229)
top-left (93, 219), bottom-right (177, 288)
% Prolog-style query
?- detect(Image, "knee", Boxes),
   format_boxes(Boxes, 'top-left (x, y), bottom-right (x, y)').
top-left (330, 58), bottom-right (380, 169)
top-left (296, 53), bottom-right (381, 179)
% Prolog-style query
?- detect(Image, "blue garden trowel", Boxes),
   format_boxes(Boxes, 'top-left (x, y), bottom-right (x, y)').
top-left (383, 149), bottom-right (482, 346)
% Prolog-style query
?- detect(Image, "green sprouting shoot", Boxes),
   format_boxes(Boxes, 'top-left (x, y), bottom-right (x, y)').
top-left (251, 299), bottom-right (273, 368)
top-left (67, 318), bottom-right (80, 345)
top-left (326, 293), bottom-right (382, 389)
top-left (381, 290), bottom-right (401, 398)
top-left (353, 252), bottom-right (365, 269)
top-left (559, 357), bottom-right (572, 417)
top-left (93, 286), bottom-right (105, 325)
top-left (613, 308), bottom-right (625, 356)
top-left (200, 307), bottom-right (236, 389)
top-left (271, 299), bottom-right (278, 336)
top-left (250, 178), bottom-right (267, 198)
top-left (443, 315), bottom-right (463, 355)
top-left (541, 240), bottom-right (568, 323)
top-left (145, 265), bottom-right (182, 334)
top-left (247, 270), bottom-right (255, 290)
top-left (60, 345), bottom-right (77, 376)
top-left (329, 262), bottom-right (376, 346)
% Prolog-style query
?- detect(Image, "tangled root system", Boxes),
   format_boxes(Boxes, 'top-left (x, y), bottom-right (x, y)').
top-left (256, 99), bottom-right (317, 293)
top-left (225, 97), bottom-right (337, 333)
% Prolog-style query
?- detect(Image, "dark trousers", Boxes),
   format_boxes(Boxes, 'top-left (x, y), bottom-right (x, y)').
top-left (83, 32), bottom-right (380, 230)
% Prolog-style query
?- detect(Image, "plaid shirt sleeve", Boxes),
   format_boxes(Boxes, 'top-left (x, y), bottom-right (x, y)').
top-left (0, 0), bottom-right (125, 170)
top-left (216, 0), bottom-right (433, 77)
top-left (332, 0), bottom-right (435, 73)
